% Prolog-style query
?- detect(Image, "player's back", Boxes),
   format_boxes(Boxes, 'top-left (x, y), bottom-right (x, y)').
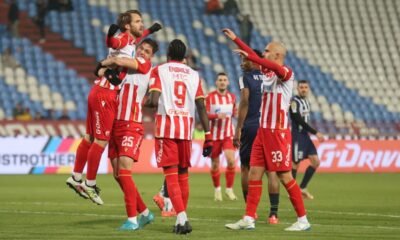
top-left (239, 69), bottom-right (264, 128)
top-left (259, 66), bottom-right (294, 129)
top-left (151, 62), bottom-right (203, 140)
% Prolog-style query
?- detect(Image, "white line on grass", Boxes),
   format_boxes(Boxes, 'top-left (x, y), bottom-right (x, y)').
top-left (4, 201), bottom-right (400, 219)
top-left (1, 209), bottom-right (400, 231)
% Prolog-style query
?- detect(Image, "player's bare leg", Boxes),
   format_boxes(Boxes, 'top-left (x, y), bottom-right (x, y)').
top-left (300, 155), bottom-right (320, 200)
top-left (225, 166), bottom-right (264, 230)
top-left (211, 157), bottom-right (222, 201)
top-left (267, 172), bottom-right (280, 224)
top-left (224, 149), bottom-right (237, 200)
top-left (66, 134), bottom-right (93, 199)
top-left (277, 171), bottom-right (311, 231)
top-left (240, 164), bottom-right (249, 201)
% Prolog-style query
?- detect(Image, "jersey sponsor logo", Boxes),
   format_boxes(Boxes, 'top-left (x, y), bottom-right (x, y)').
top-left (156, 139), bottom-right (163, 163)
top-left (95, 111), bottom-right (101, 134)
top-left (168, 109), bottom-right (189, 116)
top-left (291, 101), bottom-right (297, 112)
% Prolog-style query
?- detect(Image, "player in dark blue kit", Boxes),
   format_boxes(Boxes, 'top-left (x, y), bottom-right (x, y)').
top-left (233, 50), bottom-right (280, 224)
top-left (289, 80), bottom-right (325, 200)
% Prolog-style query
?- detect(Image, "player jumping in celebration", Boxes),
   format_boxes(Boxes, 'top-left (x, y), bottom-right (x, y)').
top-left (234, 52), bottom-right (280, 224)
top-left (66, 10), bottom-right (161, 205)
top-left (206, 73), bottom-right (238, 201)
top-left (290, 80), bottom-right (324, 200)
top-left (95, 38), bottom-right (159, 230)
top-left (223, 28), bottom-right (311, 231)
top-left (145, 39), bottom-right (212, 234)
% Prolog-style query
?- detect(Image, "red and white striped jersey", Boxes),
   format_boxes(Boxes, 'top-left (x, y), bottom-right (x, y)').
top-left (205, 90), bottom-right (237, 140)
top-left (95, 31), bottom-right (145, 91)
top-left (259, 66), bottom-right (294, 130)
top-left (149, 61), bottom-right (205, 140)
top-left (116, 62), bottom-right (152, 123)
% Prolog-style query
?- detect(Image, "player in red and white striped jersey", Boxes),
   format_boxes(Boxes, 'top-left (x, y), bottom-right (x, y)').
top-left (66, 10), bottom-right (161, 206)
top-left (145, 39), bottom-right (212, 234)
top-left (223, 29), bottom-right (310, 231)
top-left (205, 73), bottom-right (238, 201)
top-left (101, 38), bottom-right (157, 230)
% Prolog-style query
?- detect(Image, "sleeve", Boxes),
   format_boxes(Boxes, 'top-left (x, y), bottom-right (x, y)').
top-left (195, 77), bottom-right (205, 99)
top-left (106, 32), bottom-right (129, 50)
top-left (135, 57), bottom-right (152, 74)
top-left (290, 100), bottom-right (318, 134)
top-left (238, 74), bottom-right (249, 90)
top-left (247, 53), bottom-right (293, 81)
top-left (233, 37), bottom-right (257, 56)
top-left (135, 29), bottom-right (150, 44)
top-left (148, 67), bottom-right (162, 92)
top-left (205, 94), bottom-right (218, 120)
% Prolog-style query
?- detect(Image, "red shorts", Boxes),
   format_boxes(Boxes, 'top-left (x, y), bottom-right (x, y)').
top-left (108, 120), bottom-right (144, 161)
top-left (155, 138), bottom-right (192, 168)
top-left (211, 137), bottom-right (235, 158)
top-left (86, 85), bottom-right (118, 141)
top-left (250, 128), bottom-right (292, 172)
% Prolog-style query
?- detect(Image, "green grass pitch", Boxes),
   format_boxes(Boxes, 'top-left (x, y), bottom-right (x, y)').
top-left (0, 173), bottom-right (399, 239)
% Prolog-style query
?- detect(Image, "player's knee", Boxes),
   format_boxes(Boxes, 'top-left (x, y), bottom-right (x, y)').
top-left (94, 138), bottom-right (108, 147)
top-left (178, 167), bottom-right (188, 174)
top-left (310, 156), bottom-right (320, 168)
top-left (118, 157), bottom-right (133, 170)
top-left (83, 134), bottom-right (93, 143)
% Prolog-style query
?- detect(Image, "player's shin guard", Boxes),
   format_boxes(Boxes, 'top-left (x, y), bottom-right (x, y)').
top-left (225, 166), bottom-right (236, 188)
top-left (211, 169), bottom-right (221, 188)
top-left (135, 187), bottom-right (147, 213)
top-left (73, 139), bottom-right (91, 176)
top-left (164, 167), bottom-right (185, 214)
top-left (86, 143), bottom-right (105, 182)
top-left (285, 179), bottom-right (306, 217)
top-left (178, 172), bottom-right (189, 210)
top-left (118, 169), bottom-right (137, 217)
top-left (245, 180), bottom-right (262, 218)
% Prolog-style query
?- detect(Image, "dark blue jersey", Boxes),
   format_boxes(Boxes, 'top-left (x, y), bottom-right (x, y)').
top-left (289, 95), bottom-right (317, 134)
top-left (239, 69), bottom-right (264, 128)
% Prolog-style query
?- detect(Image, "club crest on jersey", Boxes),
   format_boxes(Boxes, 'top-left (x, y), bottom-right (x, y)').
top-left (101, 101), bottom-right (106, 107)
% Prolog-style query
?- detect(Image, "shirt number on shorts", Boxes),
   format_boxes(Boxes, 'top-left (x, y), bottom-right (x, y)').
top-left (174, 81), bottom-right (187, 108)
top-left (271, 151), bottom-right (283, 163)
top-left (122, 136), bottom-right (134, 147)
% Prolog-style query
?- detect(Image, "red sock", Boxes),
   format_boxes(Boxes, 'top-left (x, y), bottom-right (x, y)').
top-left (118, 169), bottom-right (137, 218)
top-left (245, 180), bottom-right (262, 218)
top-left (211, 169), bottom-right (220, 188)
top-left (164, 167), bottom-right (184, 214)
top-left (285, 179), bottom-right (306, 217)
top-left (178, 172), bottom-right (189, 210)
top-left (73, 139), bottom-right (91, 173)
top-left (225, 166), bottom-right (236, 188)
top-left (136, 187), bottom-right (147, 213)
top-left (86, 142), bottom-right (105, 181)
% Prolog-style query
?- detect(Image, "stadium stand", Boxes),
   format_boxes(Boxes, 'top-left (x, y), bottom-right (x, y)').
top-left (0, 0), bottom-right (399, 136)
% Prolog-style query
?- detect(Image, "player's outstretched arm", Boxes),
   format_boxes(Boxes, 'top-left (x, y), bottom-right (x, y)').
top-left (195, 98), bottom-right (213, 157)
top-left (246, 53), bottom-right (291, 80)
top-left (233, 88), bottom-right (249, 148)
top-left (222, 28), bottom-right (256, 56)
top-left (136, 23), bottom-right (162, 44)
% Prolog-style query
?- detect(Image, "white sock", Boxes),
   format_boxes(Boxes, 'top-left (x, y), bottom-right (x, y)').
top-left (215, 186), bottom-right (221, 191)
top-left (243, 215), bottom-right (255, 223)
top-left (177, 211), bottom-right (187, 225)
top-left (140, 208), bottom-right (149, 217)
top-left (72, 172), bottom-right (82, 181)
top-left (226, 187), bottom-right (233, 192)
top-left (86, 180), bottom-right (96, 186)
top-left (128, 217), bottom-right (137, 224)
top-left (298, 215), bottom-right (308, 223)
top-left (163, 197), bottom-right (173, 211)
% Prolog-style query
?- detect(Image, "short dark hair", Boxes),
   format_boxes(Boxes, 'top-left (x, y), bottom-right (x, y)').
top-left (298, 80), bottom-right (309, 85)
top-left (167, 39), bottom-right (187, 61)
top-left (217, 72), bottom-right (227, 77)
top-left (139, 38), bottom-right (159, 54)
top-left (117, 10), bottom-right (142, 31)
top-left (252, 49), bottom-right (263, 58)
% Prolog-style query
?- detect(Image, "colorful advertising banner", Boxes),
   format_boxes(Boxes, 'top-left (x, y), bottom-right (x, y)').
top-left (0, 137), bottom-right (399, 174)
